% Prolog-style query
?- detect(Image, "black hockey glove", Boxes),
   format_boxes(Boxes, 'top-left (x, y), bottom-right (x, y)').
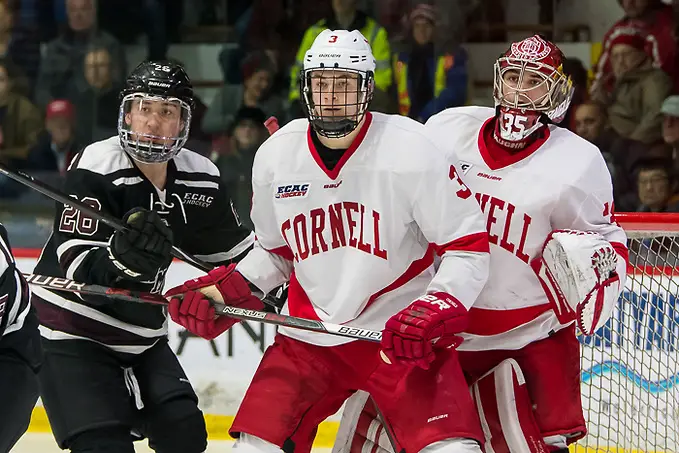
top-left (107, 208), bottom-right (173, 282)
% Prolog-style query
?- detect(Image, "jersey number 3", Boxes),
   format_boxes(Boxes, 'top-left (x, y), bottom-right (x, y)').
top-left (59, 196), bottom-right (101, 236)
top-left (449, 165), bottom-right (473, 199)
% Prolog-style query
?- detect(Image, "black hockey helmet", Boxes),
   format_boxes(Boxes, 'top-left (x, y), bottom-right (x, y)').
top-left (118, 60), bottom-right (194, 164)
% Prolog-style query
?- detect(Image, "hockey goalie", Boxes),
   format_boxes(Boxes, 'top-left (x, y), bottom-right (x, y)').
top-left (333, 34), bottom-right (628, 453)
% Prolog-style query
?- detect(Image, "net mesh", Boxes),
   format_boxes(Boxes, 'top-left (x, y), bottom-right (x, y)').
top-left (578, 215), bottom-right (679, 453)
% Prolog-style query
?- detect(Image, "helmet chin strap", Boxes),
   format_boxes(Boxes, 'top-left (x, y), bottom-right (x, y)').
top-left (312, 117), bottom-right (358, 138)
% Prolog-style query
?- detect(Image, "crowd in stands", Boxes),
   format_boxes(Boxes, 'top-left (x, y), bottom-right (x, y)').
top-left (1, 0), bottom-right (679, 231)
top-left (573, 0), bottom-right (679, 215)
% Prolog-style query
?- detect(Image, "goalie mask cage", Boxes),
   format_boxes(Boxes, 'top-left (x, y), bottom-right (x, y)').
top-left (577, 213), bottom-right (679, 453)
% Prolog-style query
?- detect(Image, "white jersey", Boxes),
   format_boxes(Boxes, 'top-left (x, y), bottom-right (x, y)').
top-left (425, 106), bottom-right (629, 351)
top-left (236, 112), bottom-right (490, 346)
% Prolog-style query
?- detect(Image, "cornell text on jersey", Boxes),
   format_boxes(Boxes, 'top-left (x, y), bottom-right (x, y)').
top-left (281, 202), bottom-right (387, 262)
top-left (475, 192), bottom-right (532, 263)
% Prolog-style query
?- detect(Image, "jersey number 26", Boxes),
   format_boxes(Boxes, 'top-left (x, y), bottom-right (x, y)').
top-left (59, 196), bottom-right (101, 236)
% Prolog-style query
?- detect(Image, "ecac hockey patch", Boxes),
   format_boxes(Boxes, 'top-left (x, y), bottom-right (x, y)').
top-left (275, 183), bottom-right (310, 199)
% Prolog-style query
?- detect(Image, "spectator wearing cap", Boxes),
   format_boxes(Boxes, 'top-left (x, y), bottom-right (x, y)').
top-left (0, 57), bottom-right (41, 166)
top-left (288, 0), bottom-right (393, 114)
top-left (661, 95), bottom-right (679, 155)
top-left (592, 0), bottom-right (675, 96)
top-left (25, 99), bottom-right (81, 173)
top-left (392, 3), bottom-right (469, 122)
top-left (212, 107), bottom-right (269, 230)
top-left (603, 27), bottom-right (671, 144)
top-left (202, 52), bottom-right (286, 136)
top-left (660, 95), bottom-right (679, 177)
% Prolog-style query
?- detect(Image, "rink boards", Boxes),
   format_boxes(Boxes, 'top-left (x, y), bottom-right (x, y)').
top-left (13, 254), bottom-right (679, 452)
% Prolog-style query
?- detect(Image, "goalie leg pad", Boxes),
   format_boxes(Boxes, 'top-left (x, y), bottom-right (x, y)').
top-left (471, 359), bottom-right (549, 453)
top-left (332, 391), bottom-right (395, 453)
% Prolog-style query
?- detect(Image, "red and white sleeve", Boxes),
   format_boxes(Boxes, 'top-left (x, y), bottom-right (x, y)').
top-left (411, 147), bottom-right (491, 310)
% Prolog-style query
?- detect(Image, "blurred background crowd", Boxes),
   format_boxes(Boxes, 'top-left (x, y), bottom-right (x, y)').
top-left (1, 0), bottom-right (679, 248)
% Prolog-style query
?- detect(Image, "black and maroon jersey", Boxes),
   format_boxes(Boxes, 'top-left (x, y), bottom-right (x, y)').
top-left (33, 136), bottom-right (254, 354)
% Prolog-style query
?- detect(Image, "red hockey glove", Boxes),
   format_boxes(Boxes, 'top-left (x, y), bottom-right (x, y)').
top-left (381, 292), bottom-right (468, 370)
top-left (165, 264), bottom-right (263, 340)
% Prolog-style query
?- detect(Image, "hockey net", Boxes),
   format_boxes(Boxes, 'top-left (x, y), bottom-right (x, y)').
top-left (578, 213), bottom-right (679, 453)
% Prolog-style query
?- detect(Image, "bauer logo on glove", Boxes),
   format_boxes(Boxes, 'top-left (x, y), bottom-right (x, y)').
top-left (531, 229), bottom-right (621, 336)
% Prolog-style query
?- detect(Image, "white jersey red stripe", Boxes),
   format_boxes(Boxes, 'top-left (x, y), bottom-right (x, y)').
top-left (236, 112), bottom-right (490, 346)
top-left (425, 106), bottom-right (628, 351)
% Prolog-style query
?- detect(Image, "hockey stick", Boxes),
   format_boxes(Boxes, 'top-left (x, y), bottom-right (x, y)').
top-left (22, 273), bottom-right (382, 343)
top-left (0, 163), bottom-right (214, 272)
top-left (0, 163), bottom-right (283, 308)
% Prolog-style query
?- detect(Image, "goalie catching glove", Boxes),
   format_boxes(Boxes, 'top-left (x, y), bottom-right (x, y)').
top-left (165, 264), bottom-right (263, 340)
top-left (381, 292), bottom-right (469, 370)
top-left (531, 229), bottom-right (621, 335)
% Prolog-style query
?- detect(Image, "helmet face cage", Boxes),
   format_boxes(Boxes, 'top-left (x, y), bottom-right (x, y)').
top-left (118, 93), bottom-right (192, 164)
top-left (301, 67), bottom-right (374, 138)
top-left (493, 57), bottom-right (574, 124)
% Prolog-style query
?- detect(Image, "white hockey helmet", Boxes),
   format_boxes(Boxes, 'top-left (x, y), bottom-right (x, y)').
top-left (300, 29), bottom-right (376, 138)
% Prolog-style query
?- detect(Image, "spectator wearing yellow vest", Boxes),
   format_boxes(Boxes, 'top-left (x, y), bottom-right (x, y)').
top-left (288, 0), bottom-right (392, 116)
top-left (393, 3), bottom-right (469, 122)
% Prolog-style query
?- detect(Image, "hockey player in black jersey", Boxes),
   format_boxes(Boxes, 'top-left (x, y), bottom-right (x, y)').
top-left (32, 60), bottom-right (254, 453)
top-left (0, 223), bottom-right (42, 452)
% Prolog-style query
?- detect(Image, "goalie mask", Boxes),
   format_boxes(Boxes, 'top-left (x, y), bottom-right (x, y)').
top-left (300, 29), bottom-right (375, 138)
top-left (493, 35), bottom-right (574, 145)
top-left (119, 60), bottom-right (194, 164)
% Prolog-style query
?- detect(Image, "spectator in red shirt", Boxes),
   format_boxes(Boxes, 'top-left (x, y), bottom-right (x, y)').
top-left (591, 0), bottom-right (676, 96)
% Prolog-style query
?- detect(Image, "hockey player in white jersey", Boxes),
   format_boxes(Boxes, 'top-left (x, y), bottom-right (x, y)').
top-left (332, 35), bottom-right (629, 453)
top-left (166, 29), bottom-right (492, 453)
